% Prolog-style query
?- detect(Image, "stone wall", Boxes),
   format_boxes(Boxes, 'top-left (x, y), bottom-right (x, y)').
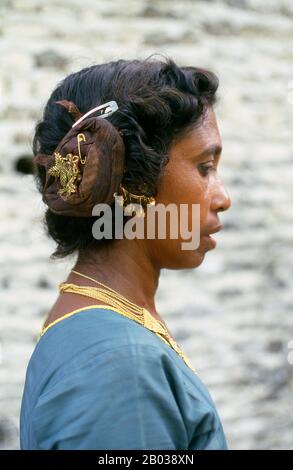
top-left (0, 0), bottom-right (293, 449)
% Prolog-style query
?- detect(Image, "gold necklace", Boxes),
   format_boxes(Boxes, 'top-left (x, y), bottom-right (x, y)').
top-left (58, 269), bottom-right (196, 373)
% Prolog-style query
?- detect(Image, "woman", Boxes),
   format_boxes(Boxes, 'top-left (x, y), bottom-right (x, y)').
top-left (20, 57), bottom-right (231, 450)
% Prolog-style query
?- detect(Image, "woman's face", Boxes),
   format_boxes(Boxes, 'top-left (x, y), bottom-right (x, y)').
top-left (147, 106), bottom-right (231, 269)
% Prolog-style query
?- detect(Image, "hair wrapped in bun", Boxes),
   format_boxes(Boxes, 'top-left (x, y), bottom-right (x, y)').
top-left (33, 100), bottom-right (125, 217)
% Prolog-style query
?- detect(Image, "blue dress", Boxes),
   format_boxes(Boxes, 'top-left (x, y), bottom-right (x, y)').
top-left (20, 305), bottom-right (228, 450)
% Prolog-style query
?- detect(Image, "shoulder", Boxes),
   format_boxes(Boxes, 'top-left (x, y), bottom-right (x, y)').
top-left (28, 305), bottom-right (216, 402)
top-left (26, 305), bottom-right (187, 395)
top-left (36, 305), bottom-right (175, 364)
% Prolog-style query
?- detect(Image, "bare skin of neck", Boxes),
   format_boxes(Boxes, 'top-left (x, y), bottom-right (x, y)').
top-left (43, 238), bottom-right (170, 332)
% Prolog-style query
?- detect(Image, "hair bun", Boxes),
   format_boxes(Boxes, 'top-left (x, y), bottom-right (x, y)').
top-left (33, 105), bottom-right (125, 217)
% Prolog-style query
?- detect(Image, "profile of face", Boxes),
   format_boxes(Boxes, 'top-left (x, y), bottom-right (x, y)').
top-left (145, 107), bottom-right (231, 270)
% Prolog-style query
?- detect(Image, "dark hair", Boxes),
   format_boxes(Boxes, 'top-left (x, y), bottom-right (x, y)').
top-left (33, 55), bottom-right (218, 259)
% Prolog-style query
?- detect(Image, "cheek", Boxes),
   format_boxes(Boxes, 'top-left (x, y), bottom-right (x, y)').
top-left (157, 164), bottom-right (205, 204)
top-left (198, 181), bottom-right (211, 232)
top-left (157, 164), bottom-right (211, 234)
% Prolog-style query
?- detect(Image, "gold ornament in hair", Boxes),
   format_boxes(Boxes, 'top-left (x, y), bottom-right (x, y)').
top-left (47, 101), bottom-right (119, 197)
top-left (48, 133), bottom-right (86, 197)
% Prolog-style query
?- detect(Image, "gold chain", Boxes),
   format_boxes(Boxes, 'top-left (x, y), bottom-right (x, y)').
top-left (71, 270), bottom-right (152, 320)
top-left (58, 269), bottom-right (196, 373)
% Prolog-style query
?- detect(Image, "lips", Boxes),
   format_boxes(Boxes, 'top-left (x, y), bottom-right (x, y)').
top-left (203, 224), bottom-right (223, 249)
top-left (206, 224), bottom-right (223, 236)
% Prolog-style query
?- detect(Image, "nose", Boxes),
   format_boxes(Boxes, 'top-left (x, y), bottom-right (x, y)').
top-left (211, 176), bottom-right (231, 213)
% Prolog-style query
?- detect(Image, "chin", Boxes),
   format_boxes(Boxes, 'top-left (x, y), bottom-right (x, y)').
top-left (154, 238), bottom-right (212, 270)
top-left (182, 250), bottom-right (206, 269)
top-left (179, 235), bottom-right (215, 268)
top-left (163, 249), bottom-right (206, 270)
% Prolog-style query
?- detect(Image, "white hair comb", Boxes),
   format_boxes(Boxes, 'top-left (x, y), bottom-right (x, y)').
top-left (72, 101), bottom-right (118, 128)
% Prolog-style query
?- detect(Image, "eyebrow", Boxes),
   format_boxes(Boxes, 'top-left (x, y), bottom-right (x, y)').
top-left (195, 144), bottom-right (222, 160)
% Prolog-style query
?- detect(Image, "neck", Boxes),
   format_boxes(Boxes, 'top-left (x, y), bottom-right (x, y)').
top-left (68, 238), bottom-right (161, 318)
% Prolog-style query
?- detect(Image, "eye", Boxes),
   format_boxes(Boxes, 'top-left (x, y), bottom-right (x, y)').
top-left (198, 162), bottom-right (214, 176)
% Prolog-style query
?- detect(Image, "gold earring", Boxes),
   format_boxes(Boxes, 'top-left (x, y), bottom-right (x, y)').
top-left (117, 184), bottom-right (155, 217)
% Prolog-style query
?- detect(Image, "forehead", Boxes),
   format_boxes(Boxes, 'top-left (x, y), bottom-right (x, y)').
top-left (170, 107), bottom-right (221, 157)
